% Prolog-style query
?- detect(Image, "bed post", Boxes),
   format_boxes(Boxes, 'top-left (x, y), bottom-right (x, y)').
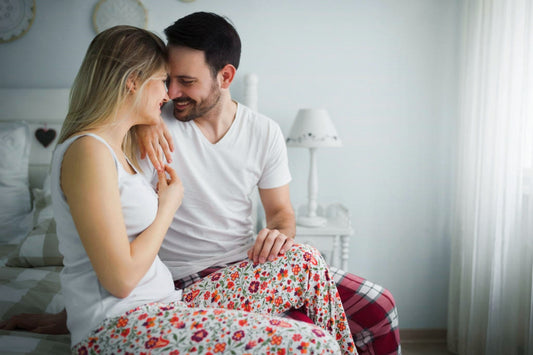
top-left (241, 73), bottom-right (264, 231)
top-left (244, 73), bottom-right (258, 111)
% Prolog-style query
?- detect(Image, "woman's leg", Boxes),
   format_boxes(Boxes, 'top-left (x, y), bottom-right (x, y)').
top-left (182, 243), bottom-right (356, 354)
top-left (72, 301), bottom-right (340, 354)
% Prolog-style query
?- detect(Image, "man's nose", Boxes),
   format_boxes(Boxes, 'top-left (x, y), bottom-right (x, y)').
top-left (167, 82), bottom-right (182, 100)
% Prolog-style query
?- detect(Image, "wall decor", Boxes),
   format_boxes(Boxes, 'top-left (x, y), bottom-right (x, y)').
top-left (34, 126), bottom-right (56, 148)
top-left (0, 0), bottom-right (35, 43)
top-left (93, 0), bottom-right (147, 34)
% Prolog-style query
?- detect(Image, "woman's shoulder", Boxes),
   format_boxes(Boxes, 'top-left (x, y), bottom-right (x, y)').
top-left (61, 134), bottom-right (117, 182)
top-left (63, 133), bottom-right (113, 162)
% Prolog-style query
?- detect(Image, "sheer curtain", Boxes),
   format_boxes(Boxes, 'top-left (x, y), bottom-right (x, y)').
top-left (447, 0), bottom-right (533, 354)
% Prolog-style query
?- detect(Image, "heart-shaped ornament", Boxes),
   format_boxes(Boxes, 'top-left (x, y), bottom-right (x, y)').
top-left (35, 128), bottom-right (57, 148)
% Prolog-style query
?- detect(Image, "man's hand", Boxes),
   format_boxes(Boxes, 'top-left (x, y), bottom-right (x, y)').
top-left (0, 310), bottom-right (69, 334)
top-left (247, 228), bottom-right (295, 264)
top-left (136, 118), bottom-right (174, 171)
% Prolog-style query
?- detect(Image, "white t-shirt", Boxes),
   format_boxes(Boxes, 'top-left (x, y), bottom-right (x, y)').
top-left (140, 102), bottom-right (291, 280)
top-left (51, 134), bottom-right (182, 346)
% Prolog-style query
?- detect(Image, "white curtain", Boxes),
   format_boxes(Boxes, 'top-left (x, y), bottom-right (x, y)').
top-left (448, 0), bottom-right (533, 354)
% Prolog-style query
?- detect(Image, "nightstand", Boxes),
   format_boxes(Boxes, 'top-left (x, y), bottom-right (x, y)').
top-left (295, 203), bottom-right (353, 270)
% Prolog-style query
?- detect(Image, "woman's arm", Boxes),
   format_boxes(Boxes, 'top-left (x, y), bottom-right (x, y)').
top-left (61, 137), bottom-right (182, 298)
top-left (136, 118), bottom-right (174, 171)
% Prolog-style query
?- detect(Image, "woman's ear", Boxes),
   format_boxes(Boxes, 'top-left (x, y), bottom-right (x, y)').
top-left (219, 64), bottom-right (236, 89)
top-left (126, 75), bottom-right (138, 93)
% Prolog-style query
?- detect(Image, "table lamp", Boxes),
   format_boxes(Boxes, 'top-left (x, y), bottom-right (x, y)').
top-left (286, 108), bottom-right (342, 227)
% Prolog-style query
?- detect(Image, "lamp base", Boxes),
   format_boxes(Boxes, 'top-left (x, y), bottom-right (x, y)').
top-left (297, 215), bottom-right (327, 228)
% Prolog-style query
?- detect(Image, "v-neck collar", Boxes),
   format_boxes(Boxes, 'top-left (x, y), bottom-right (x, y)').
top-left (191, 102), bottom-right (241, 147)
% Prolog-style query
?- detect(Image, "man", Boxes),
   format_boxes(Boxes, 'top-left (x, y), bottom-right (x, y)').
top-left (140, 12), bottom-right (401, 355)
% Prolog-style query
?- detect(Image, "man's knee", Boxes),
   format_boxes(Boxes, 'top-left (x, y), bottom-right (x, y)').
top-left (334, 272), bottom-right (399, 330)
top-left (286, 243), bottom-right (321, 259)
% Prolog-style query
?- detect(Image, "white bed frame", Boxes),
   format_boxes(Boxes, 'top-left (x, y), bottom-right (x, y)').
top-left (0, 88), bottom-right (68, 189)
top-left (0, 73), bottom-right (259, 190)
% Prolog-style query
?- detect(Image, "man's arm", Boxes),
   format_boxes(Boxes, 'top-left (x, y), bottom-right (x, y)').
top-left (248, 184), bottom-right (296, 264)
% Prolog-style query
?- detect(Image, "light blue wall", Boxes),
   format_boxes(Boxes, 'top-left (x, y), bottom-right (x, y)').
top-left (0, 0), bottom-right (460, 329)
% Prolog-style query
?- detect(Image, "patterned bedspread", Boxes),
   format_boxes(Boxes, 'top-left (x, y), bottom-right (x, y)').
top-left (0, 245), bottom-right (70, 354)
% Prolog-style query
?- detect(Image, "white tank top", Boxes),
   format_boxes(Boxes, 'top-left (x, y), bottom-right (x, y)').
top-left (50, 133), bottom-right (182, 346)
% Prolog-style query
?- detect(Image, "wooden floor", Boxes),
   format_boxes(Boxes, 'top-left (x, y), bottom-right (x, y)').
top-left (402, 341), bottom-right (454, 355)
top-left (400, 329), bottom-right (454, 355)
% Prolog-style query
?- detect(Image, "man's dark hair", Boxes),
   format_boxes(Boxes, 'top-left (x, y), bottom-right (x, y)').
top-left (164, 12), bottom-right (241, 77)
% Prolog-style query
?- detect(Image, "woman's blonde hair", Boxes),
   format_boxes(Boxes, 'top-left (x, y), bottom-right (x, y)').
top-left (58, 25), bottom-right (167, 168)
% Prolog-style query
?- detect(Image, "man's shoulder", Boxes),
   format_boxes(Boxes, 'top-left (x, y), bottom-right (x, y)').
top-left (237, 102), bottom-right (281, 131)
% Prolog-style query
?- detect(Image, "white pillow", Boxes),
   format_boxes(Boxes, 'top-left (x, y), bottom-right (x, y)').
top-left (0, 121), bottom-right (33, 244)
top-left (7, 184), bottom-right (63, 267)
top-left (32, 186), bottom-right (53, 226)
top-left (7, 217), bottom-right (62, 267)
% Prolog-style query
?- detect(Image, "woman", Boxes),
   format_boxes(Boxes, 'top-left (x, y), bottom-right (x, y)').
top-left (53, 25), bottom-right (345, 354)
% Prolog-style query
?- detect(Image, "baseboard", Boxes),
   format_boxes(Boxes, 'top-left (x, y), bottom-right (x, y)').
top-left (400, 329), bottom-right (447, 343)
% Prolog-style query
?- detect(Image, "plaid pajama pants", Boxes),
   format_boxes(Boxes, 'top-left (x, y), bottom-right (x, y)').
top-left (174, 260), bottom-right (401, 355)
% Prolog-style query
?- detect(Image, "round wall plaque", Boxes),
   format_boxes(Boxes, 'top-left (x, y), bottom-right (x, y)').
top-left (0, 0), bottom-right (35, 43)
top-left (93, 0), bottom-right (147, 34)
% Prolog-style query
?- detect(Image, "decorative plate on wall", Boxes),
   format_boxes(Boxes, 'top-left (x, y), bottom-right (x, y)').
top-left (93, 0), bottom-right (147, 34)
top-left (0, 0), bottom-right (35, 43)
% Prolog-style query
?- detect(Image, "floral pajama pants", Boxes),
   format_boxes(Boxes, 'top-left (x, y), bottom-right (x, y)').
top-left (73, 302), bottom-right (340, 354)
top-left (73, 244), bottom-right (355, 354)
top-left (176, 253), bottom-right (401, 355)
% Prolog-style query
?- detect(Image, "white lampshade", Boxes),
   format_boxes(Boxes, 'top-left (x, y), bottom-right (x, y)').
top-left (286, 109), bottom-right (342, 148)
top-left (286, 108), bottom-right (341, 227)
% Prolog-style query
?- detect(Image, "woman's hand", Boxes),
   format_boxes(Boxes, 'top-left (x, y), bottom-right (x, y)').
top-left (156, 164), bottom-right (183, 216)
top-left (136, 119), bottom-right (174, 171)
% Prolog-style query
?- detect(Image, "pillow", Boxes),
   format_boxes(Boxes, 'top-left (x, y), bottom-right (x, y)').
top-left (0, 122), bottom-right (33, 244)
top-left (32, 183), bottom-right (53, 226)
top-left (6, 183), bottom-right (63, 267)
top-left (6, 217), bottom-right (62, 267)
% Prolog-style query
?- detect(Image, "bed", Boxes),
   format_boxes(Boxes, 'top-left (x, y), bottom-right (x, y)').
top-left (0, 74), bottom-right (260, 354)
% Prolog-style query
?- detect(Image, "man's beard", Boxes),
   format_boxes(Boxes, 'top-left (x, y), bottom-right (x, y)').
top-left (173, 82), bottom-right (221, 122)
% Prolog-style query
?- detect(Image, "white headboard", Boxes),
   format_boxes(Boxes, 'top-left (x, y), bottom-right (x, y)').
top-left (0, 73), bottom-right (259, 190)
top-left (0, 88), bottom-right (69, 188)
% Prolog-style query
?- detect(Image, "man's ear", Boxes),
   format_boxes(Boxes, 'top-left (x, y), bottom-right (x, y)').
top-left (219, 64), bottom-right (236, 89)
